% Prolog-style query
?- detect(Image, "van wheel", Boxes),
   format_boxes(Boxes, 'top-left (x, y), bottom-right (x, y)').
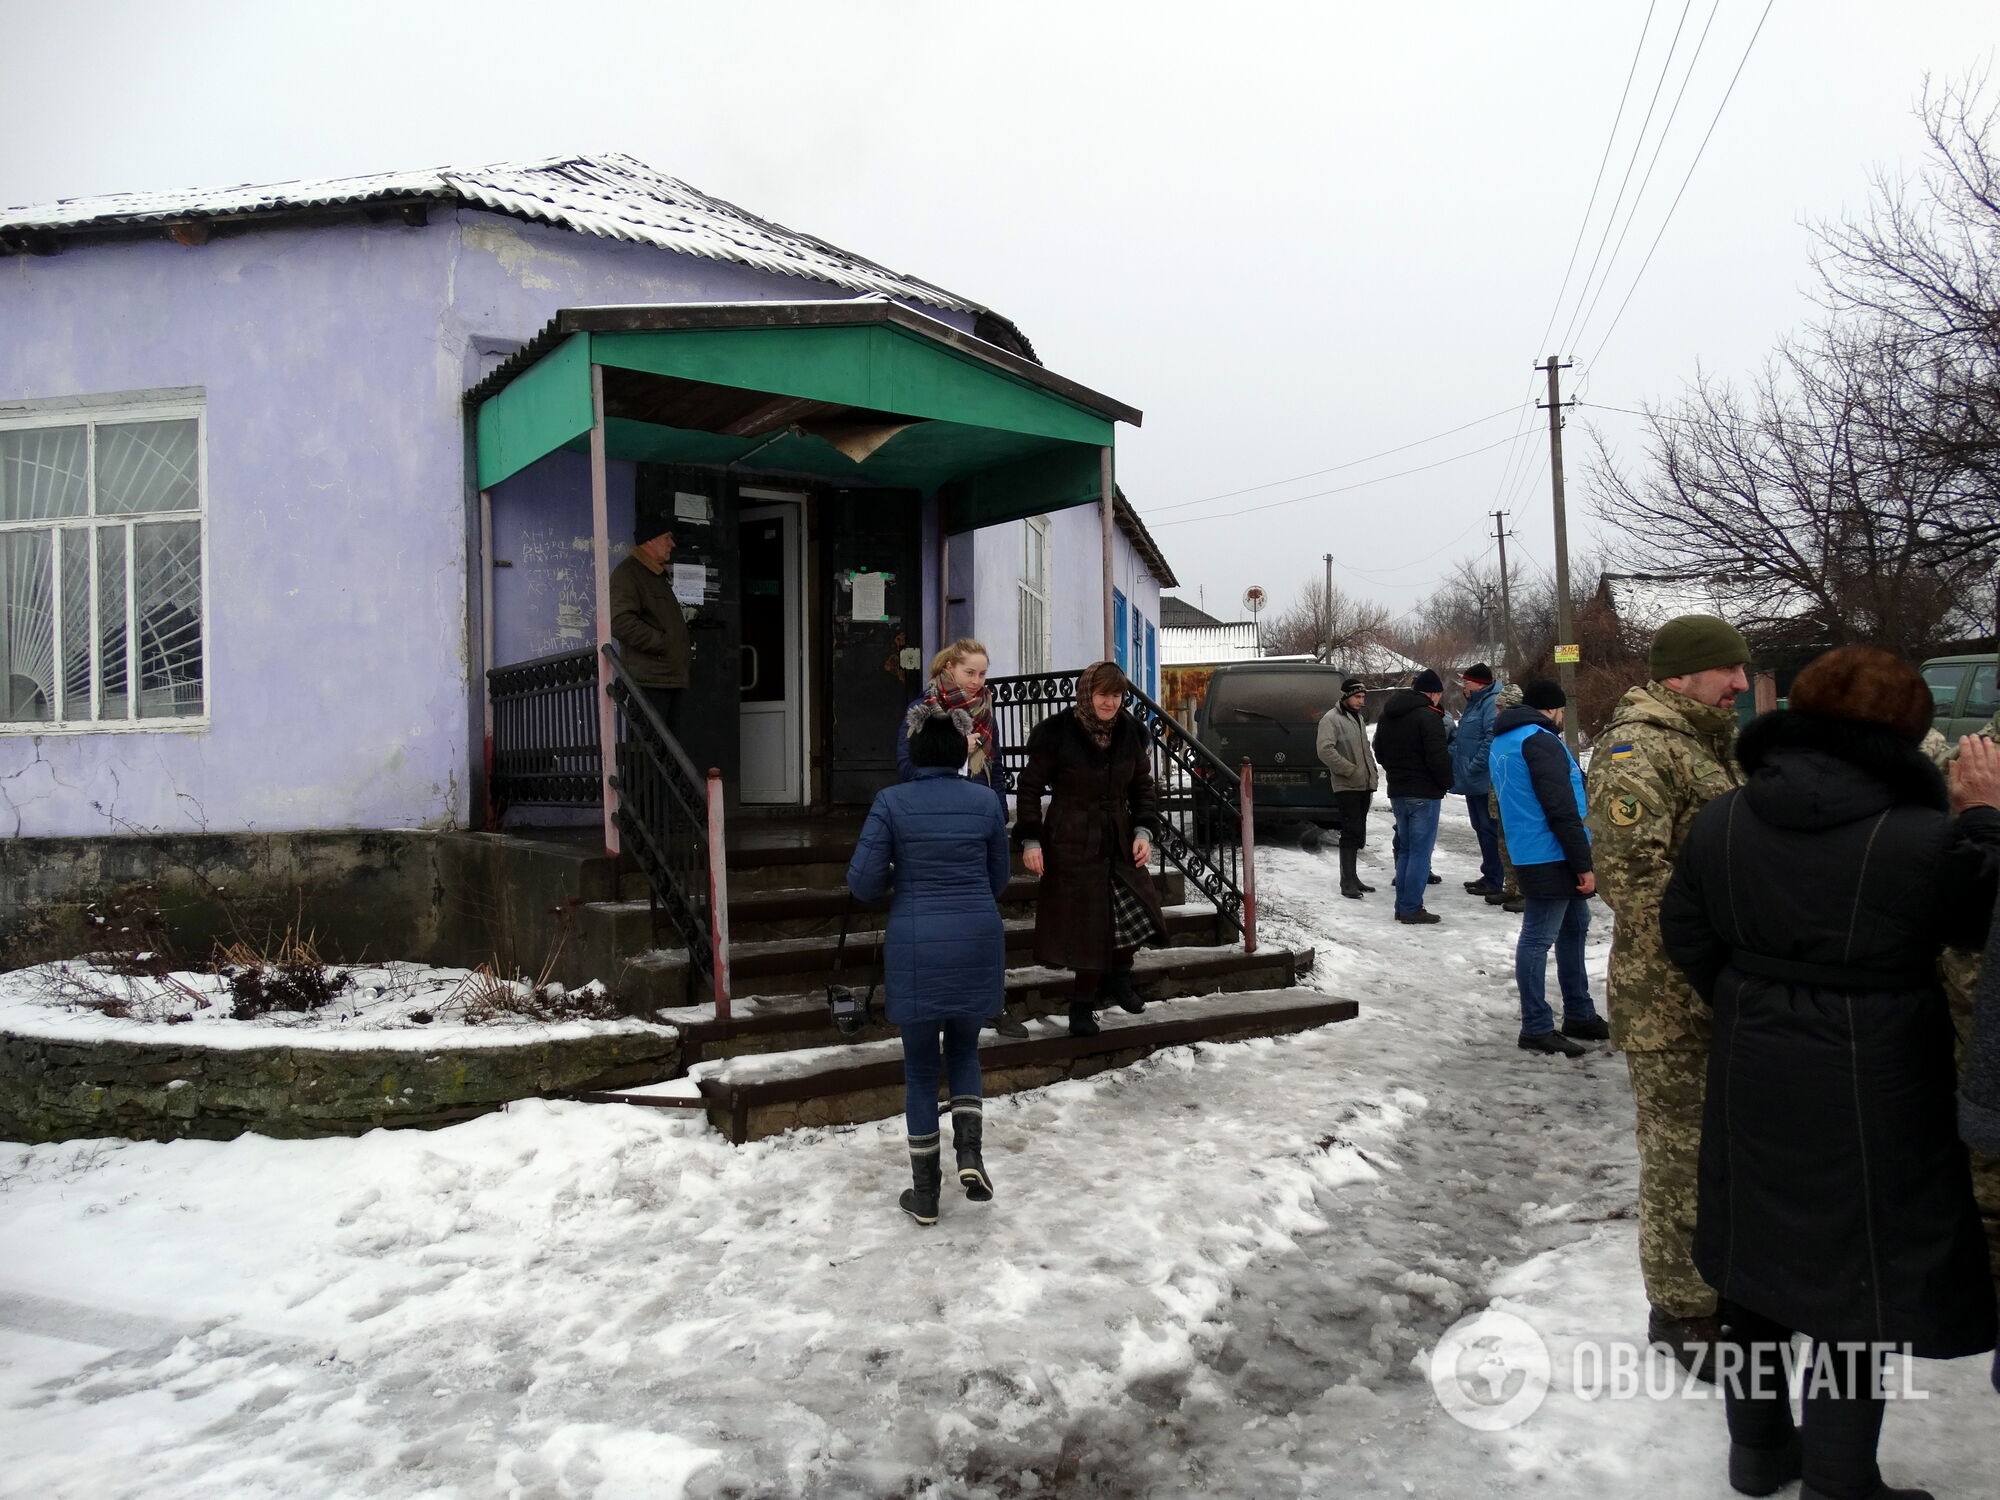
top-left (1297, 825), bottom-right (1323, 853)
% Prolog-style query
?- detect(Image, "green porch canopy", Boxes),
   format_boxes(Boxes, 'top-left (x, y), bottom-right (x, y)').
top-left (466, 300), bottom-right (1141, 533)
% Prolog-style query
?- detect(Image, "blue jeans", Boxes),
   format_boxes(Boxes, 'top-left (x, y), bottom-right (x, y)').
top-left (1515, 896), bottom-right (1596, 1034)
top-left (899, 1018), bottom-right (983, 1135)
top-left (1465, 794), bottom-right (1503, 890)
top-left (1390, 797), bottom-right (1442, 916)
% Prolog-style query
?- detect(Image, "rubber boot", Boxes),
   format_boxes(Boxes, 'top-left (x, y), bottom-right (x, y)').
top-left (899, 1134), bottom-right (942, 1225)
top-left (1339, 845), bottom-right (1365, 899)
top-left (1728, 1433), bottom-right (1801, 1497)
top-left (952, 1097), bottom-right (993, 1201)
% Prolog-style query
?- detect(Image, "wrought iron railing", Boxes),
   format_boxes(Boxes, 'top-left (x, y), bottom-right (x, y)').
top-left (989, 671), bottom-right (1255, 948)
top-left (602, 645), bottom-right (725, 1004)
top-left (487, 647), bottom-right (600, 808)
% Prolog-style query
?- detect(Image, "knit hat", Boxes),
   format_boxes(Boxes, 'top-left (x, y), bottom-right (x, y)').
top-left (1412, 669), bottom-right (1444, 694)
top-left (1787, 646), bottom-right (1933, 744)
top-left (634, 517), bottom-right (673, 547)
top-left (1461, 663), bottom-right (1494, 684)
top-left (1523, 680), bottom-right (1567, 711)
top-left (1340, 677), bottom-right (1366, 696)
top-left (1649, 614), bottom-right (1749, 680)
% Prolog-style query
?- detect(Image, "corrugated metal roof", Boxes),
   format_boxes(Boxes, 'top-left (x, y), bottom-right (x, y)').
top-left (0, 151), bottom-right (984, 313)
top-left (1162, 623), bottom-right (1264, 665)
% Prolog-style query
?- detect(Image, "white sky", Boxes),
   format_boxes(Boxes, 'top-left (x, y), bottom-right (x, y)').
top-left (3, 0), bottom-right (1994, 625)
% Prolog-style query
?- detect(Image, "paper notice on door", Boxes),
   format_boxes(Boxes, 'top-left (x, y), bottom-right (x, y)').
top-left (672, 563), bottom-right (709, 606)
top-left (849, 571), bottom-right (887, 622)
top-left (673, 491), bottom-right (712, 525)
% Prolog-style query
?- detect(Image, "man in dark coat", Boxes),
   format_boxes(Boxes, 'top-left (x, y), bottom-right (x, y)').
top-left (1661, 647), bottom-right (2000, 1500)
top-left (1489, 681), bottom-right (1608, 1057)
top-left (1015, 661), bottom-right (1167, 1036)
top-left (609, 521), bottom-right (692, 732)
top-left (1372, 668), bottom-right (1452, 924)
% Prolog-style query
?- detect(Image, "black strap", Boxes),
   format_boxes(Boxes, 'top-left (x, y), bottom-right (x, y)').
top-left (1727, 948), bottom-right (1933, 992)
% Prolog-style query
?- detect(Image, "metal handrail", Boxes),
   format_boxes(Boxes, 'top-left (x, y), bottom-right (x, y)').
top-left (487, 646), bottom-right (600, 809)
top-left (600, 644), bottom-right (724, 1006)
top-left (989, 670), bottom-right (1255, 949)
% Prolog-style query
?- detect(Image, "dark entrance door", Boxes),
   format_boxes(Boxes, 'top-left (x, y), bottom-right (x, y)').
top-left (635, 464), bottom-right (739, 797)
top-left (823, 488), bottom-right (923, 804)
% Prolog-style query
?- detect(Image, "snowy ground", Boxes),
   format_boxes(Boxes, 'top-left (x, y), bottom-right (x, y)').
top-left (2, 806), bottom-right (1991, 1499)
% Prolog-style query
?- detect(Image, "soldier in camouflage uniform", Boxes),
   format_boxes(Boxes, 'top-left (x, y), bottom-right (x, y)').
top-left (1586, 614), bottom-right (1749, 1379)
top-left (1924, 719), bottom-right (2000, 1287)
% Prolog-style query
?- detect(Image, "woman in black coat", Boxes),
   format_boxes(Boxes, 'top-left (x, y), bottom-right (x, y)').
top-left (1661, 647), bottom-right (2000, 1500)
top-left (1015, 660), bottom-right (1168, 1037)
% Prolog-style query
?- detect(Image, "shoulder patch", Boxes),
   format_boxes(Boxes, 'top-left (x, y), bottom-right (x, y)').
top-left (1608, 794), bottom-right (1646, 827)
top-left (1608, 744), bottom-right (1635, 760)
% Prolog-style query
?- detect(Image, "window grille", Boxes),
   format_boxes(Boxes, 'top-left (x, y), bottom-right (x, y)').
top-left (0, 407), bottom-right (205, 730)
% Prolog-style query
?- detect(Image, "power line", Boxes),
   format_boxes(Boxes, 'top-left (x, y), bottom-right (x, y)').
top-left (1581, 0), bottom-right (1780, 372)
top-left (1149, 404), bottom-right (1524, 515)
top-left (1332, 515), bottom-right (1492, 579)
top-left (1152, 430), bottom-right (1536, 529)
top-left (1565, 0), bottom-right (1726, 357)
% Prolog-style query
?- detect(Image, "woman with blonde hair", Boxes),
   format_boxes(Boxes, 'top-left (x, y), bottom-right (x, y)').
top-left (895, 638), bottom-right (1007, 810)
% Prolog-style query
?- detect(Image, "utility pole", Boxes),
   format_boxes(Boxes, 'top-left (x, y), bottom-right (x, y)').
top-left (1323, 552), bottom-right (1335, 663)
top-left (1540, 356), bottom-right (1578, 752)
top-left (1490, 510), bottom-right (1517, 678)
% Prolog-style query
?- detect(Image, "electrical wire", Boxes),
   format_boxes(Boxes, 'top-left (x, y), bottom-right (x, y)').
top-left (1332, 516), bottom-right (1493, 579)
top-left (1149, 404), bottom-right (1525, 515)
top-left (1580, 0), bottom-right (1779, 372)
top-left (1151, 431), bottom-right (1535, 529)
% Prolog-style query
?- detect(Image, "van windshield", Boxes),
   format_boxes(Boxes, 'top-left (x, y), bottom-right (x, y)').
top-left (1207, 672), bottom-right (1344, 728)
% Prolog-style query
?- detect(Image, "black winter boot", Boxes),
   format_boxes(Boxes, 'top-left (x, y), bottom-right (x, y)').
top-left (951, 1097), bottom-right (992, 1201)
top-left (1067, 999), bottom-right (1101, 1037)
top-left (1728, 1434), bottom-right (1801, 1496)
top-left (1339, 846), bottom-right (1365, 899)
top-left (1101, 965), bottom-right (1145, 1014)
top-left (899, 1134), bottom-right (942, 1225)
top-left (1799, 1486), bottom-right (1933, 1500)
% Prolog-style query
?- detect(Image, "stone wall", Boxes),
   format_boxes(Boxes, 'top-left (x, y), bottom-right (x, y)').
top-left (1, 1026), bottom-right (681, 1144)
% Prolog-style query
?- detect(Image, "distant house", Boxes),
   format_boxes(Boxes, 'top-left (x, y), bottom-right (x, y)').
top-left (0, 153), bottom-right (1173, 840)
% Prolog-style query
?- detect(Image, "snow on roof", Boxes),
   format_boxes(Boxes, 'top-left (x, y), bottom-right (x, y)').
top-left (0, 151), bottom-right (984, 313)
top-left (1602, 573), bottom-right (1803, 632)
top-left (1161, 623), bottom-right (1264, 665)
top-left (1340, 641), bottom-right (1423, 678)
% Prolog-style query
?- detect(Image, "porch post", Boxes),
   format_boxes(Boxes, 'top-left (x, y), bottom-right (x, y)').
top-left (589, 363), bottom-right (621, 857)
top-left (479, 488), bottom-right (495, 829)
top-left (1100, 445), bottom-right (1115, 660)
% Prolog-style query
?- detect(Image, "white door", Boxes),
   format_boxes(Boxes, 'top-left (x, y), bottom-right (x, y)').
top-left (738, 498), bottom-right (805, 804)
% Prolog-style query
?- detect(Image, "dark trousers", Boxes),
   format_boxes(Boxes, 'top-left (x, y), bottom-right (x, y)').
top-left (899, 1017), bottom-right (983, 1136)
top-left (1333, 789), bottom-right (1372, 850)
top-left (1722, 1301), bottom-right (1890, 1499)
top-left (641, 686), bottom-right (683, 736)
top-left (1465, 793), bottom-right (1503, 890)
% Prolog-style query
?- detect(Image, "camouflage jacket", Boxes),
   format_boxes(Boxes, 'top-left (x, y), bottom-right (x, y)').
top-left (1586, 682), bottom-right (1742, 1051)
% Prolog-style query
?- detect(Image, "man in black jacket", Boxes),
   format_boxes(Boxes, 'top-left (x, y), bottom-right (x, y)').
top-left (1490, 681), bottom-right (1609, 1057)
top-left (1373, 669), bottom-right (1453, 923)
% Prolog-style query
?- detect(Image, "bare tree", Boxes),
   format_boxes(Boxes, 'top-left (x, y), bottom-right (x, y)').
top-left (1263, 575), bottom-right (1393, 660)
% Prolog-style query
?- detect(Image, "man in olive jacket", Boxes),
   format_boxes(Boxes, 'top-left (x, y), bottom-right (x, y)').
top-left (1586, 613), bottom-right (1747, 1378)
top-left (609, 521), bottom-right (692, 731)
top-left (1315, 676), bottom-right (1379, 900)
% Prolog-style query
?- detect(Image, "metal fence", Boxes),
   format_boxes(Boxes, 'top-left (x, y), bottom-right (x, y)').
top-left (487, 647), bottom-right (600, 808)
top-left (988, 671), bottom-right (1253, 945)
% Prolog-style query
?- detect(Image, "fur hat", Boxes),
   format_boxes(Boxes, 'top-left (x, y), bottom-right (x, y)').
top-left (1523, 680), bottom-right (1568, 711)
top-left (1460, 663), bottom-right (1495, 684)
top-left (1650, 614), bottom-right (1750, 680)
top-left (1787, 646), bottom-right (1933, 744)
top-left (1412, 669), bottom-right (1444, 695)
top-left (903, 700), bottom-right (974, 740)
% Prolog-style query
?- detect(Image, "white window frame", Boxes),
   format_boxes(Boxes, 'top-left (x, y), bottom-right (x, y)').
top-left (0, 390), bottom-right (210, 735)
top-left (1017, 514), bottom-right (1052, 674)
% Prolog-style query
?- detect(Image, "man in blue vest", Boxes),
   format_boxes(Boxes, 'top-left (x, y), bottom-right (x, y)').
top-left (1490, 680), bottom-right (1610, 1057)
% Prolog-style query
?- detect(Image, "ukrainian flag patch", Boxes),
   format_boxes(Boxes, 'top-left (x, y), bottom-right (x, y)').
top-left (1608, 743), bottom-right (1636, 760)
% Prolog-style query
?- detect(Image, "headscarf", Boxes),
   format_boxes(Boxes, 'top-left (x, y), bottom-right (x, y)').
top-left (1073, 660), bottom-right (1127, 751)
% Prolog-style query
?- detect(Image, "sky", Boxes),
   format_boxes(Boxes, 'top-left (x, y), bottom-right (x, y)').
top-left (3, 0), bottom-right (1995, 628)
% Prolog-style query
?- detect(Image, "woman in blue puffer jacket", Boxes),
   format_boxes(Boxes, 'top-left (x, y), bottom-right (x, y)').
top-left (847, 706), bottom-right (1013, 1225)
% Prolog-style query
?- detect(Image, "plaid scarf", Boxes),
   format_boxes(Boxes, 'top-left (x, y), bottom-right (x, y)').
top-left (928, 678), bottom-right (996, 778)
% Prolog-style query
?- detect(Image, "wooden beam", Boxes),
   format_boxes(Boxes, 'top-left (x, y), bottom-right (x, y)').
top-left (590, 365), bottom-right (620, 857)
top-left (1100, 446), bottom-right (1116, 660)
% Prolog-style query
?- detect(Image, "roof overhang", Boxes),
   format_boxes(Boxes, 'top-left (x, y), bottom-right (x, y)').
top-left (468, 300), bottom-right (1141, 534)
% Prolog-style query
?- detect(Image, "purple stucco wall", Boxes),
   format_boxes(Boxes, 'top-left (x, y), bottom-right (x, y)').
top-left (1, 203), bottom-right (978, 837)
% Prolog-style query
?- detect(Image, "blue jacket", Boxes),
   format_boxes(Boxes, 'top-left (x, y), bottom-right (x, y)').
top-left (845, 768), bottom-right (1012, 1024)
top-left (895, 696), bottom-right (1009, 809)
top-left (1449, 681), bottom-right (1500, 796)
top-left (1490, 704), bottom-right (1591, 899)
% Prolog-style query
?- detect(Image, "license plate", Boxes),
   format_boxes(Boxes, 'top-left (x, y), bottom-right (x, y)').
top-left (1258, 771), bottom-right (1310, 787)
